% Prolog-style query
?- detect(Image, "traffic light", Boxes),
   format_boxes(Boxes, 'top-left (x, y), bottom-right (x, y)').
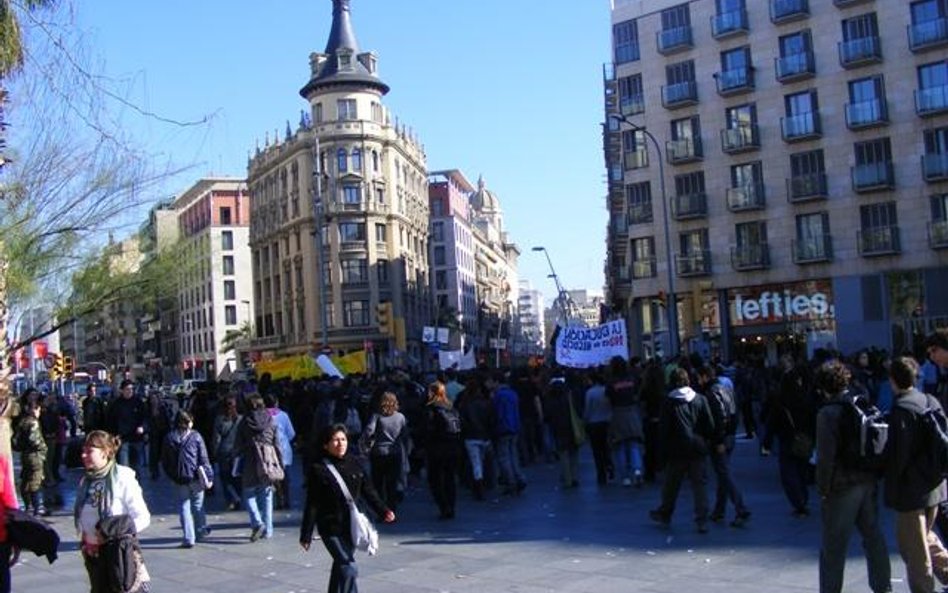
top-left (376, 302), bottom-right (394, 336)
top-left (64, 356), bottom-right (74, 378)
top-left (49, 353), bottom-right (64, 380)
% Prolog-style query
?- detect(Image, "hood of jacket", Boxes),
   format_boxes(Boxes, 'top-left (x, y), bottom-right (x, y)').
top-left (243, 408), bottom-right (272, 435)
top-left (668, 386), bottom-right (697, 402)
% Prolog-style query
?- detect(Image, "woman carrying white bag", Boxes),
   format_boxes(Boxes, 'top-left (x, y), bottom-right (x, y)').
top-left (300, 423), bottom-right (395, 593)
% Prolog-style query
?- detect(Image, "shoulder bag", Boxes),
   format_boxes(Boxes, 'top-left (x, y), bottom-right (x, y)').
top-left (324, 461), bottom-right (379, 556)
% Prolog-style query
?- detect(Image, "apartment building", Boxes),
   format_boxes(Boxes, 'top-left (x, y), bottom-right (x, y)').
top-left (247, 0), bottom-right (431, 369)
top-left (605, 0), bottom-right (948, 362)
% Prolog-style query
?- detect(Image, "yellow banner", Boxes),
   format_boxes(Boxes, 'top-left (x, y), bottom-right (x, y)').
top-left (331, 350), bottom-right (367, 375)
top-left (254, 354), bottom-right (320, 380)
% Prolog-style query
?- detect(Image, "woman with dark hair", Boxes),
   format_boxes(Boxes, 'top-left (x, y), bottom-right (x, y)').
top-left (424, 381), bottom-right (461, 519)
top-left (162, 410), bottom-right (214, 548)
top-left (361, 392), bottom-right (410, 512)
top-left (300, 424), bottom-right (395, 593)
top-left (74, 430), bottom-right (151, 593)
top-left (13, 397), bottom-right (46, 515)
top-left (234, 393), bottom-right (281, 542)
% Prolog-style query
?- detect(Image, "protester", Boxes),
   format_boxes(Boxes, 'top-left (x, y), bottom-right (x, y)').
top-left (814, 360), bottom-right (890, 593)
top-left (300, 424), bottom-right (395, 593)
top-left (361, 391), bottom-right (410, 512)
top-left (162, 410), bottom-right (213, 548)
top-left (106, 381), bottom-right (148, 471)
top-left (545, 370), bottom-right (583, 489)
top-left (488, 371), bottom-right (527, 495)
top-left (606, 357), bottom-right (644, 486)
top-left (583, 371), bottom-right (614, 486)
top-left (14, 397), bottom-right (47, 516)
top-left (424, 381), bottom-right (461, 519)
top-left (73, 430), bottom-right (150, 593)
top-left (234, 393), bottom-right (282, 541)
top-left (211, 395), bottom-right (244, 511)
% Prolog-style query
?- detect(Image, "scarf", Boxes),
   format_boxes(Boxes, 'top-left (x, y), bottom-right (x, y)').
top-left (73, 459), bottom-right (118, 534)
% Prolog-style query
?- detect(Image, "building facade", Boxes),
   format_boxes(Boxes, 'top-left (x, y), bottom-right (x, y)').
top-left (605, 0), bottom-right (948, 363)
top-left (172, 178), bottom-right (252, 380)
top-left (516, 280), bottom-right (546, 357)
top-left (247, 0), bottom-right (431, 370)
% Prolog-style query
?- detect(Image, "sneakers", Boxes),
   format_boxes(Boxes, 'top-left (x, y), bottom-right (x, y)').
top-left (697, 522), bottom-right (709, 534)
top-left (179, 542), bottom-right (194, 549)
top-left (250, 525), bottom-right (264, 542)
top-left (709, 512), bottom-right (725, 523)
top-left (648, 509), bottom-right (670, 527)
top-left (197, 527), bottom-right (212, 541)
top-left (731, 510), bottom-right (752, 527)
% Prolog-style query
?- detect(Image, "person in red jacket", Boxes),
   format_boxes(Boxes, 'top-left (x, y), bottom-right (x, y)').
top-left (0, 454), bottom-right (20, 593)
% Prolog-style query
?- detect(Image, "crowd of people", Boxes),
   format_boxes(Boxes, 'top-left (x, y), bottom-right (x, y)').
top-left (0, 328), bottom-right (947, 592)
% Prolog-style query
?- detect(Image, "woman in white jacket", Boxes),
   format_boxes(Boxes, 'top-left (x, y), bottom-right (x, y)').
top-left (73, 430), bottom-right (151, 593)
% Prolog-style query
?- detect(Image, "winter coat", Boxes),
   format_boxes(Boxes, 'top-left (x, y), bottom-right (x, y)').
top-left (883, 388), bottom-right (948, 512)
top-left (659, 387), bottom-right (715, 461)
top-left (235, 408), bottom-right (281, 488)
top-left (97, 514), bottom-right (150, 593)
top-left (458, 395), bottom-right (495, 441)
top-left (299, 454), bottom-right (389, 543)
top-left (815, 391), bottom-right (879, 497)
top-left (74, 465), bottom-right (150, 544)
top-left (424, 402), bottom-right (460, 461)
top-left (544, 379), bottom-right (580, 451)
top-left (493, 384), bottom-right (521, 436)
top-left (107, 396), bottom-right (148, 443)
top-left (14, 416), bottom-right (47, 492)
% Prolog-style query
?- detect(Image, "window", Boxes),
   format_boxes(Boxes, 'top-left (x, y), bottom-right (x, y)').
top-left (622, 129), bottom-right (648, 169)
top-left (375, 223), bottom-right (387, 242)
top-left (678, 229), bottom-right (710, 275)
top-left (341, 259), bottom-right (368, 283)
top-left (315, 103), bottom-right (323, 123)
top-left (371, 102), bottom-right (383, 123)
top-left (923, 127), bottom-right (948, 180)
top-left (853, 138), bottom-right (894, 190)
top-left (910, 0), bottom-right (948, 50)
top-left (225, 305), bottom-right (237, 326)
top-left (436, 271), bottom-right (447, 290)
top-left (847, 76), bottom-right (887, 128)
top-left (733, 221), bottom-right (769, 268)
top-left (713, 0), bottom-right (748, 37)
top-left (613, 19), bottom-right (640, 64)
top-left (343, 186), bottom-right (361, 204)
top-left (717, 46), bottom-right (753, 94)
top-left (343, 300), bottom-right (370, 327)
top-left (794, 212), bottom-right (831, 262)
top-left (219, 207), bottom-right (232, 225)
top-left (618, 74), bottom-right (644, 116)
top-left (783, 90), bottom-right (820, 139)
top-left (337, 98), bottom-right (357, 121)
top-left (723, 103), bottom-right (759, 151)
top-left (434, 246), bottom-right (446, 265)
top-left (626, 182), bottom-right (653, 224)
top-left (668, 116), bottom-right (702, 162)
top-left (931, 194), bottom-right (948, 246)
top-left (631, 237), bottom-right (656, 279)
top-left (432, 222), bottom-right (444, 242)
top-left (222, 256), bottom-right (234, 275)
top-left (789, 149), bottom-right (827, 200)
top-left (918, 61), bottom-right (948, 114)
top-left (352, 149), bottom-right (362, 172)
top-left (221, 230), bottom-right (233, 250)
top-left (663, 60), bottom-right (697, 106)
top-left (859, 202), bottom-right (900, 254)
top-left (223, 280), bottom-right (235, 300)
top-left (338, 222), bottom-right (366, 242)
top-left (728, 161), bottom-right (765, 210)
top-left (658, 4), bottom-right (693, 53)
top-left (673, 171), bottom-right (707, 218)
top-left (377, 259), bottom-right (389, 283)
top-left (840, 13), bottom-right (882, 65)
top-left (337, 148), bottom-right (348, 173)
top-left (776, 30), bottom-right (815, 80)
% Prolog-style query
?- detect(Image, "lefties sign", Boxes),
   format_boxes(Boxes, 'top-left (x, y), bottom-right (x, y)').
top-left (729, 281), bottom-right (834, 326)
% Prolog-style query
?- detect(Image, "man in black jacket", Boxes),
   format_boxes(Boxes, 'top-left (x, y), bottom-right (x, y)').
top-left (650, 368), bottom-right (715, 533)
top-left (106, 381), bottom-right (148, 471)
top-left (884, 356), bottom-right (948, 593)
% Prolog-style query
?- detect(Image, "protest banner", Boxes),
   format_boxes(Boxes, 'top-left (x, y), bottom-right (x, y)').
top-left (555, 319), bottom-right (629, 368)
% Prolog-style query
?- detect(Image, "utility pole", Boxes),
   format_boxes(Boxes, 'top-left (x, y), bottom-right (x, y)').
top-left (312, 138), bottom-right (330, 350)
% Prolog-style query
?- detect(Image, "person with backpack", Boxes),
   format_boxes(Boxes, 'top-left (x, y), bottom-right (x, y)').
top-left (360, 392), bottom-right (410, 512)
top-left (234, 393), bottom-right (283, 542)
top-left (211, 396), bottom-right (243, 511)
top-left (424, 381), bottom-right (462, 520)
top-left (884, 355), bottom-right (948, 593)
top-left (161, 410), bottom-right (214, 548)
top-left (697, 364), bottom-right (751, 527)
top-left (13, 398), bottom-right (47, 516)
top-left (814, 360), bottom-right (891, 593)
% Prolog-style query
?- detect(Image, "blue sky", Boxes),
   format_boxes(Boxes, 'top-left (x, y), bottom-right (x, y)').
top-left (43, 0), bottom-right (612, 304)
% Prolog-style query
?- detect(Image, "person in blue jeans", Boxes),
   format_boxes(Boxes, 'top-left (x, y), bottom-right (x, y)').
top-left (234, 393), bottom-right (281, 542)
top-left (488, 372), bottom-right (526, 495)
top-left (814, 360), bottom-right (890, 593)
top-left (162, 410), bottom-right (213, 548)
top-left (300, 424), bottom-right (395, 593)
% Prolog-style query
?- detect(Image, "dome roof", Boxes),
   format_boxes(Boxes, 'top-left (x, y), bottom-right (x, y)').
top-left (470, 175), bottom-right (500, 213)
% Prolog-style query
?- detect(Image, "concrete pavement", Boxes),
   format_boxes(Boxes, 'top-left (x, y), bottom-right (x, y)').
top-left (15, 440), bottom-right (912, 593)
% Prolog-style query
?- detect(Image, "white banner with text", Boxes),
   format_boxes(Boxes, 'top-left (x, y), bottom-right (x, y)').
top-left (555, 320), bottom-right (629, 368)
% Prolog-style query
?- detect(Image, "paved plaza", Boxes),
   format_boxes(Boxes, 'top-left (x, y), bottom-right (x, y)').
top-left (15, 441), bottom-right (912, 593)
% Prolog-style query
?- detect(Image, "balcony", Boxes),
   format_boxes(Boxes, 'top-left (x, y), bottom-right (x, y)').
top-left (341, 280), bottom-right (370, 292)
top-left (726, 183), bottom-right (766, 211)
top-left (731, 243), bottom-right (771, 270)
top-left (781, 112), bottom-right (822, 142)
top-left (666, 138), bottom-right (703, 164)
top-left (662, 81), bottom-right (698, 109)
top-left (629, 202), bottom-right (654, 224)
top-left (792, 234), bottom-right (833, 264)
top-left (858, 226), bottom-right (901, 256)
top-left (671, 192), bottom-right (708, 220)
top-left (833, 0), bottom-right (873, 5)
top-left (909, 18), bottom-right (948, 53)
top-left (916, 85), bottom-right (948, 117)
top-left (620, 93), bottom-right (645, 117)
top-left (624, 149), bottom-right (649, 170)
top-left (787, 173), bottom-right (828, 202)
top-left (845, 99), bottom-right (888, 129)
top-left (612, 266), bottom-right (631, 284)
top-left (676, 251), bottom-right (711, 277)
top-left (657, 26), bottom-right (694, 55)
top-left (851, 162), bottom-right (895, 192)
top-left (711, 9), bottom-right (749, 39)
top-left (770, 0), bottom-right (809, 24)
top-left (929, 220), bottom-right (948, 249)
top-left (838, 36), bottom-right (882, 68)
top-left (775, 51), bottom-right (815, 82)
top-left (715, 67), bottom-right (755, 96)
top-left (339, 240), bottom-right (367, 252)
top-left (632, 258), bottom-right (657, 279)
top-left (610, 216), bottom-right (629, 236)
top-left (922, 153), bottom-right (948, 182)
top-left (721, 124), bottom-right (760, 154)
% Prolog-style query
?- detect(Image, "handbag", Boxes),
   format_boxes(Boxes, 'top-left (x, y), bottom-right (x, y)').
top-left (784, 408), bottom-right (814, 459)
top-left (324, 461), bottom-right (379, 556)
top-left (197, 465), bottom-right (213, 490)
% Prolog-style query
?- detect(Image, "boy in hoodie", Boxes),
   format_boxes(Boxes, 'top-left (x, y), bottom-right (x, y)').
top-left (650, 368), bottom-right (715, 533)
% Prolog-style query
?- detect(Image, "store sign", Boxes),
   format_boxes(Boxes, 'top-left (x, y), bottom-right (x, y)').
top-left (729, 281), bottom-right (834, 326)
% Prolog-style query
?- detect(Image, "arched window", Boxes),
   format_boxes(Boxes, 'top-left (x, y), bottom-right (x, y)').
top-left (372, 150), bottom-right (379, 172)
top-left (352, 148), bottom-right (362, 172)
top-left (337, 148), bottom-right (348, 173)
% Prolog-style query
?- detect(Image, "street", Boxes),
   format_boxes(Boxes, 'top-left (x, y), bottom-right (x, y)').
top-left (15, 440), bottom-right (906, 593)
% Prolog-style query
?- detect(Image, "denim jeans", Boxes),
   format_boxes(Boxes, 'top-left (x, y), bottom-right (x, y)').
top-left (495, 434), bottom-right (525, 487)
top-left (175, 482), bottom-right (208, 545)
top-left (243, 485), bottom-right (273, 537)
top-left (322, 535), bottom-right (358, 593)
top-left (218, 459), bottom-right (242, 507)
top-left (613, 439), bottom-right (644, 480)
top-left (709, 438), bottom-right (747, 516)
top-left (117, 440), bottom-right (145, 471)
top-left (464, 439), bottom-right (491, 481)
top-left (819, 481), bottom-right (890, 593)
top-left (778, 449), bottom-right (810, 512)
top-left (657, 456), bottom-right (709, 524)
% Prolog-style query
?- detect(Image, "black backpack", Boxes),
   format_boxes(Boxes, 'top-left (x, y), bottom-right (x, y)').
top-left (915, 397), bottom-right (948, 489)
top-left (163, 432), bottom-right (200, 485)
top-left (710, 381), bottom-right (738, 433)
top-left (436, 406), bottom-right (462, 437)
top-left (833, 394), bottom-right (888, 473)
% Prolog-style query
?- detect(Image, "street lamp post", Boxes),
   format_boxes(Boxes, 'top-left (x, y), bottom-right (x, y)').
top-left (312, 138), bottom-right (330, 351)
top-left (610, 113), bottom-right (679, 358)
top-left (531, 246), bottom-right (572, 327)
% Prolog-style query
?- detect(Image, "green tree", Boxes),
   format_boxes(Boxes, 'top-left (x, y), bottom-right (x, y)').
top-left (219, 322), bottom-right (253, 356)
